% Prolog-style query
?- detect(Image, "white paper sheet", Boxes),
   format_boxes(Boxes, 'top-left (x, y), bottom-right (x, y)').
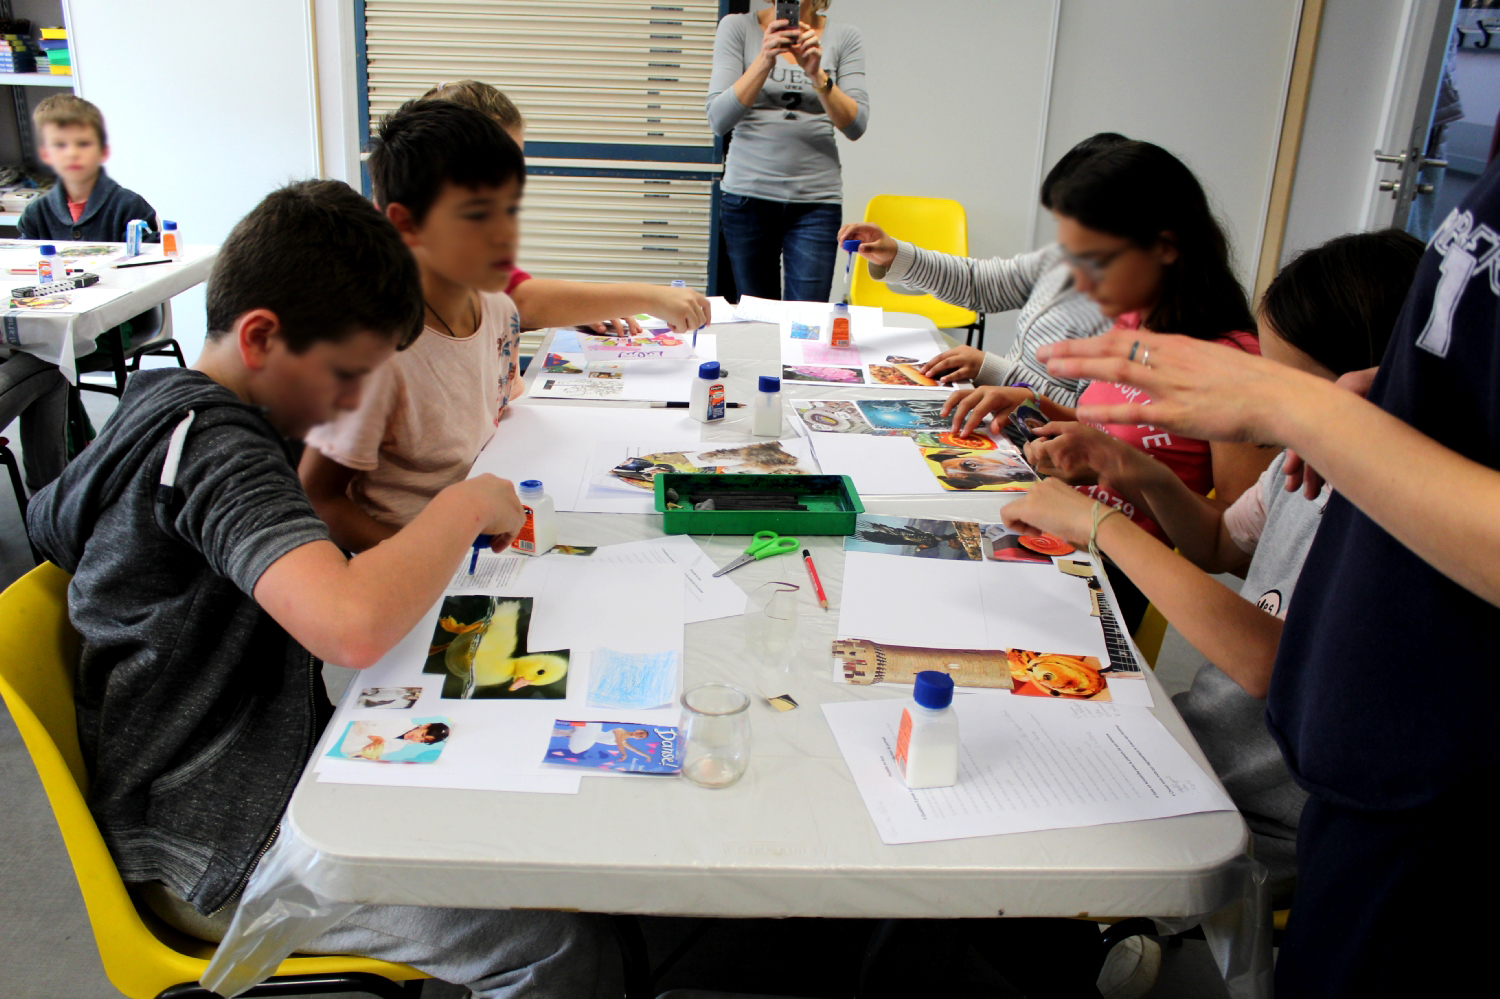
top-left (447, 551), bottom-right (528, 592)
top-left (731, 295), bottom-right (787, 324)
top-left (469, 405), bottom-right (703, 510)
top-left (806, 433), bottom-right (942, 495)
top-left (708, 296), bottom-right (745, 324)
top-left (585, 535), bottom-right (748, 623)
top-left (777, 302), bottom-right (959, 391)
top-left (838, 551), bottom-right (1108, 661)
top-left (822, 696), bottom-right (1235, 844)
top-left (313, 561), bottom-right (687, 793)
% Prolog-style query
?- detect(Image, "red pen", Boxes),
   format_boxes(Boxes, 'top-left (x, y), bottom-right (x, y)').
top-left (802, 548), bottom-right (829, 611)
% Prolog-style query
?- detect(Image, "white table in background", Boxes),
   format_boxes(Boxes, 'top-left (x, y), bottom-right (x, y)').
top-left (0, 240), bottom-right (217, 381)
top-left (282, 313), bottom-right (1262, 993)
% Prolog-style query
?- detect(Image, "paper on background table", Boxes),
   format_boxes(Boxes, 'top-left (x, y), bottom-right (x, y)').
top-left (822, 696), bottom-right (1235, 844)
top-left (587, 535), bottom-right (747, 623)
top-left (708, 296), bottom-right (745, 324)
top-left (315, 561), bottom-right (686, 793)
top-left (469, 405), bottom-right (703, 510)
top-left (574, 437), bottom-right (819, 514)
top-left (806, 433), bottom-right (943, 495)
top-left (731, 295), bottom-right (787, 324)
top-left (528, 336), bottom-right (719, 403)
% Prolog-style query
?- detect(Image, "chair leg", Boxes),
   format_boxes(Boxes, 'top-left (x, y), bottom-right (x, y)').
top-left (609, 914), bottom-right (653, 999)
top-left (158, 971), bottom-right (419, 999)
top-left (1, 444), bottom-right (27, 522)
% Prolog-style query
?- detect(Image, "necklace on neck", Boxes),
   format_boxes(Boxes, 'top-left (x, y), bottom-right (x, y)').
top-left (424, 294), bottom-right (479, 338)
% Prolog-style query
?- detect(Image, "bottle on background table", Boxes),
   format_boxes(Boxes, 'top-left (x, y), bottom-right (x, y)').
top-left (689, 361), bottom-right (726, 423)
top-left (829, 301), bottom-right (852, 348)
top-left (161, 221), bottom-right (180, 259)
top-left (752, 375), bottom-right (783, 437)
top-left (37, 244), bottom-right (57, 285)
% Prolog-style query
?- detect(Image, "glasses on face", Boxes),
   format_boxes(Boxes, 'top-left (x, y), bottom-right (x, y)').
top-left (1058, 243), bottom-right (1134, 283)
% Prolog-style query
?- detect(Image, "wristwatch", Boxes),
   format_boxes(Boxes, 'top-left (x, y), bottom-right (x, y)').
top-left (815, 72), bottom-right (834, 93)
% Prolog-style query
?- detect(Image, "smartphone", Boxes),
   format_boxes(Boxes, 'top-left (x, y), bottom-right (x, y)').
top-left (774, 1), bottom-right (800, 39)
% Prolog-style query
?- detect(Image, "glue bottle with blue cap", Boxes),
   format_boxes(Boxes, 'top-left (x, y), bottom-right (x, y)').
top-left (37, 244), bottom-right (57, 285)
top-left (837, 236), bottom-right (861, 304)
top-left (752, 375), bottom-right (783, 437)
top-left (895, 670), bottom-right (959, 788)
top-left (510, 480), bottom-right (556, 556)
top-left (689, 361), bottom-right (726, 424)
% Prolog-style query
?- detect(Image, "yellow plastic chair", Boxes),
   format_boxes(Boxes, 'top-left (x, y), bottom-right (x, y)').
top-left (849, 195), bottom-right (986, 347)
top-left (0, 563), bottom-right (429, 999)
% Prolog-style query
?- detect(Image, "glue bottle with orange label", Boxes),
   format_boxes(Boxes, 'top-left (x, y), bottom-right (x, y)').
top-left (829, 302), bottom-right (852, 348)
top-left (894, 671), bottom-right (959, 789)
top-left (161, 220), bottom-right (180, 259)
top-left (510, 480), bottom-right (557, 556)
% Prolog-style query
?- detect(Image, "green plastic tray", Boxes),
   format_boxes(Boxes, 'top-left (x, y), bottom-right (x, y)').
top-left (654, 473), bottom-right (864, 536)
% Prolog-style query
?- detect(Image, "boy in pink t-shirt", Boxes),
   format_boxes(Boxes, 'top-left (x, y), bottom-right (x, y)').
top-left (301, 100), bottom-right (527, 552)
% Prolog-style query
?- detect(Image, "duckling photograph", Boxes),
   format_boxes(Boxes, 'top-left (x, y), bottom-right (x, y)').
top-left (423, 596), bottom-right (571, 700)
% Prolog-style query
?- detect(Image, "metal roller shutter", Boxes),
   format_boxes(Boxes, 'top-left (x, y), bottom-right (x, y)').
top-left (361, 0), bottom-right (724, 343)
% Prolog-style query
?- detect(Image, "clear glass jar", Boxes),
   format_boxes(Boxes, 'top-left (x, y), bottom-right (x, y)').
top-left (679, 682), bottom-right (751, 788)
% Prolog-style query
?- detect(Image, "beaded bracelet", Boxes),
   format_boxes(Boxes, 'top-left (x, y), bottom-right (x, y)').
top-left (1089, 500), bottom-right (1125, 562)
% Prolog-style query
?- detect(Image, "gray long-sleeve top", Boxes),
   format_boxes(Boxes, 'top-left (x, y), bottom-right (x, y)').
top-left (873, 240), bottom-right (1112, 406)
top-left (706, 12), bottom-right (868, 204)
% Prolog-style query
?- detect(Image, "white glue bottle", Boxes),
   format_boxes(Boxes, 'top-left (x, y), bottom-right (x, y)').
top-left (895, 671), bottom-right (959, 789)
top-left (161, 220), bottom-right (180, 259)
top-left (689, 361), bottom-right (726, 423)
top-left (37, 244), bottom-right (57, 285)
top-left (829, 301), bottom-right (852, 348)
top-left (510, 480), bottom-right (557, 556)
top-left (752, 375), bottom-right (783, 437)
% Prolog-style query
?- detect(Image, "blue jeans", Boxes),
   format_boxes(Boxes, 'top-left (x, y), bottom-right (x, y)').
top-left (719, 191), bottom-right (842, 302)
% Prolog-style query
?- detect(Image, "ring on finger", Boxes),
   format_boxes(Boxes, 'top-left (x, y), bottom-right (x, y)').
top-left (1139, 348), bottom-right (1151, 368)
top-left (1127, 340), bottom-right (1142, 363)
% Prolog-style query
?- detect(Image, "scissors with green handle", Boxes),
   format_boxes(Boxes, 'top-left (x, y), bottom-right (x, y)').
top-left (713, 531), bottom-right (800, 577)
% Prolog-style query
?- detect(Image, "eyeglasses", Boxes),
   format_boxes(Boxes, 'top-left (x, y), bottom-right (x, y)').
top-left (1058, 243), bottom-right (1133, 283)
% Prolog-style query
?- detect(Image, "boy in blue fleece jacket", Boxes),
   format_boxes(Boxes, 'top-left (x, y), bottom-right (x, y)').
top-left (18, 95), bottom-right (158, 243)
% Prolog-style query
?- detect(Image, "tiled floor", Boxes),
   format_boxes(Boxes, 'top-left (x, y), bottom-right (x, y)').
top-left (0, 387), bottom-right (1233, 999)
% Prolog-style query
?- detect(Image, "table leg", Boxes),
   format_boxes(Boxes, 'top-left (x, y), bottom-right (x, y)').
top-left (610, 914), bottom-right (653, 999)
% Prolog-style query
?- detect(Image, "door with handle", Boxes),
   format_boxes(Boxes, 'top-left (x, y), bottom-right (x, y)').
top-left (1370, 0), bottom-right (1461, 233)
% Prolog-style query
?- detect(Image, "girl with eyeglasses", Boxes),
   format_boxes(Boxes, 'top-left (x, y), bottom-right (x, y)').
top-left (950, 141), bottom-right (1275, 627)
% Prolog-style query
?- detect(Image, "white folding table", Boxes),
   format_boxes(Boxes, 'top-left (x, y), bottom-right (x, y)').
top-left (274, 313), bottom-right (1265, 996)
top-left (0, 240), bottom-right (217, 382)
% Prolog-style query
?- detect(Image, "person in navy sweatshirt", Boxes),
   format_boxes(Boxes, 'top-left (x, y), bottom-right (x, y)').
top-left (17, 95), bottom-right (158, 243)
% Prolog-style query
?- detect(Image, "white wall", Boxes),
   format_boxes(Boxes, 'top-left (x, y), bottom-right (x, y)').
top-left (67, 0), bottom-right (324, 365)
top-left (1280, 0), bottom-right (1411, 262)
top-left (1033, 0), bottom-right (1302, 291)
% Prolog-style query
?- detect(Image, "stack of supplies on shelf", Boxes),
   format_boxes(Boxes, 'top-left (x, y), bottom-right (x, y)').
top-left (39, 26), bottom-right (68, 76)
top-left (0, 17), bottom-right (37, 73)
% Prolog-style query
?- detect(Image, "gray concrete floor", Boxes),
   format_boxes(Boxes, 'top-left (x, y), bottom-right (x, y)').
top-left (0, 385), bottom-right (1232, 998)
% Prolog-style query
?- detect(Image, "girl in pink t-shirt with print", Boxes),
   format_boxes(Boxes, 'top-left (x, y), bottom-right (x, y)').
top-left (944, 141), bottom-right (1275, 626)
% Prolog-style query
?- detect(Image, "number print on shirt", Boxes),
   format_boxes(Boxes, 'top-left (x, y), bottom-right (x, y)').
top-left (1417, 208), bottom-right (1500, 359)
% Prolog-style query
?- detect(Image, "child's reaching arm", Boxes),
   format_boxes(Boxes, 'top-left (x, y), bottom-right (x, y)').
top-left (1001, 479), bottom-right (1281, 697)
top-left (509, 279), bottom-right (709, 335)
top-left (299, 449), bottom-right (398, 553)
top-left (255, 474), bottom-right (524, 671)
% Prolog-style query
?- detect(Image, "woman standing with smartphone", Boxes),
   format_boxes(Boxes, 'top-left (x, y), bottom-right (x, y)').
top-left (707, 1), bottom-right (868, 302)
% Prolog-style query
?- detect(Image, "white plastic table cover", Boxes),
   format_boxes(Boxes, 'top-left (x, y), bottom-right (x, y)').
top-left (0, 240), bottom-right (217, 382)
top-left (224, 315), bottom-right (1269, 998)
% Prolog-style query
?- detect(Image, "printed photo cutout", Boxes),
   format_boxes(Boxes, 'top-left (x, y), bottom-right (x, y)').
top-left (541, 352), bottom-right (583, 374)
top-left (586, 363), bottom-right (624, 380)
top-left (920, 442), bottom-right (1037, 491)
top-left (846, 514), bottom-right (984, 561)
top-left (553, 544), bottom-right (598, 556)
top-left (610, 450), bottom-right (700, 490)
top-left (909, 430), bottom-right (997, 450)
top-left (10, 294), bottom-right (72, 310)
top-left (692, 440), bottom-right (815, 475)
top-left (856, 398), bottom-right (950, 431)
top-left (423, 595), bottom-right (570, 700)
top-left (834, 638), bottom-right (1014, 690)
top-left (792, 400), bottom-right (871, 434)
top-left (327, 716), bottom-right (451, 764)
top-left (1003, 400), bottom-right (1049, 448)
top-left (545, 720), bottom-right (682, 774)
top-left (789, 321), bottom-right (821, 340)
top-left (1007, 650), bottom-right (1111, 701)
top-left (356, 686), bottom-right (422, 709)
top-left (980, 524), bottom-right (1054, 565)
top-left (783, 363), bottom-right (865, 385)
top-left (868, 355), bottom-right (939, 388)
